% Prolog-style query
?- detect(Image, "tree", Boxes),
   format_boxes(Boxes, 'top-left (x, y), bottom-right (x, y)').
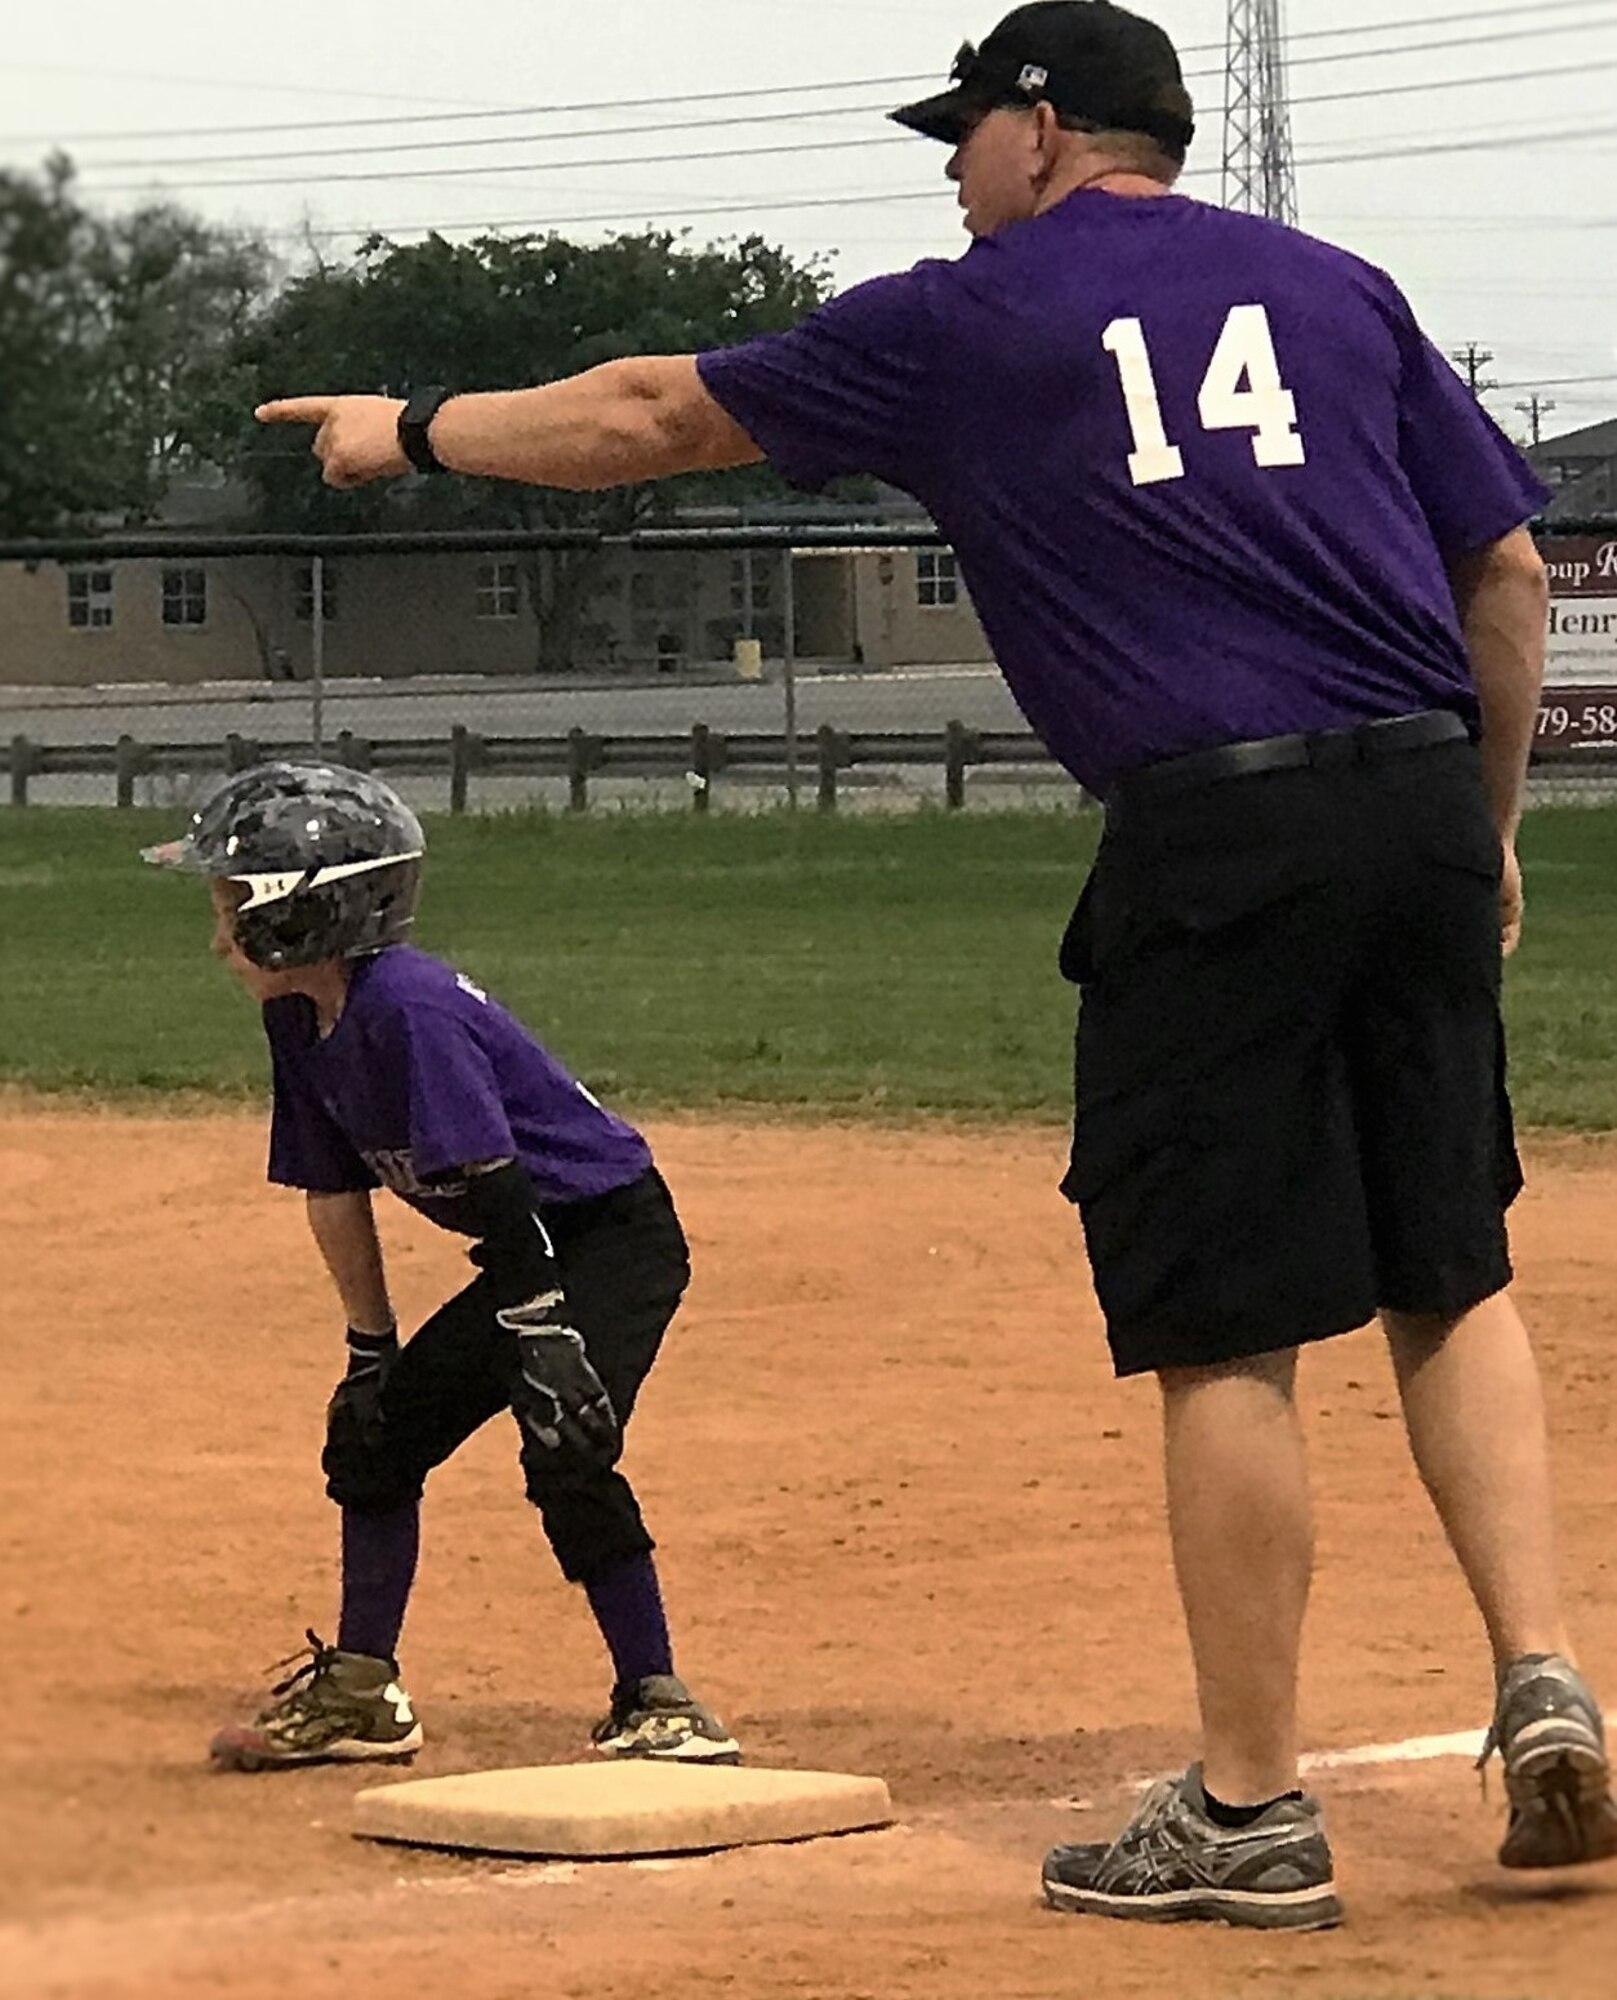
top-left (87, 202), bottom-right (274, 517)
top-left (0, 157), bottom-right (118, 534)
top-left (0, 157), bottom-right (273, 534)
top-left (229, 229), bottom-right (833, 670)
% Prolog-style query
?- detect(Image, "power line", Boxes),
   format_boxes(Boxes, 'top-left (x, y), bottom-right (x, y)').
top-left (1301, 116), bottom-right (1617, 167)
top-left (80, 103), bottom-right (1617, 202)
top-left (274, 186), bottom-right (1034, 243)
top-left (272, 118), bottom-right (1617, 240)
top-left (1283, 15), bottom-right (1617, 71)
top-left (1316, 213), bottom-right (1617, 230)
top-left (1495, 371), bottom-right (1617, 388)
top-left (79, 98), bottom-right (909, 175)
top-left (0, 74), bottom-right (936, 153)
top-left (0, 57), bottom-right (510, 116)
top-left (13, 0), bottom-right (1615, 149)
top-left (1280, 0), bottom-right (1616, 41)
top-left (72, 52), bottom-right (1617, 182)
top-left (85, 132), bottom-right (924, 196)
top-left (1292, 51), bottom-right (1616, 110)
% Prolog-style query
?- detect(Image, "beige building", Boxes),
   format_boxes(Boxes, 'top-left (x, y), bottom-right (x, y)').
top-left (0, 540), bottom-right (989, 689)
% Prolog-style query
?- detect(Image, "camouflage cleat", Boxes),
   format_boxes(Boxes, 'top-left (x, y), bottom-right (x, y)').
top-left (590, 1674), bottom-right (740, 1764)
top-left (210, 1630), bottom-right (424, 1772)
top-left (1482, 1654), bottom-right (1617, 1870)
top-left (1042, 1765), bottom-right (1343, 1931)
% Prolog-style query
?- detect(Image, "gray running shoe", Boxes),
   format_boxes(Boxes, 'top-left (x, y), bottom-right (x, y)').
top-left (590, 1674), bottom-right (740, 1764)
top-left (1482, 1654), bottom-right (1617, 1870)
top-left (210, 1630), bottom-right (424, 1772)
top-left (1042, 1765), bottom-right (1343, 1931)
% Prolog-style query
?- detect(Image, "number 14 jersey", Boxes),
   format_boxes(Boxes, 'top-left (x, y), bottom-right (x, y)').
top-left (697, 189), bottom-right (1548, 795)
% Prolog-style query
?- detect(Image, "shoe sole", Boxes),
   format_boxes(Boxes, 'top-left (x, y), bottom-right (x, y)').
top-left (593, 1738), bottom-right (743, 1766)
top-left (210, 1722), bottom-right (425, 1774)
top-left (1043, 1877), bottom-right (1344, 1932)
top-left (1501, 1739), bottom-right (1617, 1870)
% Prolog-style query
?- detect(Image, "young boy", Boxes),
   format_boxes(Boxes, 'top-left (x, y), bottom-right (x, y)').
top-left (144, 759), bottom-right (738, 1771)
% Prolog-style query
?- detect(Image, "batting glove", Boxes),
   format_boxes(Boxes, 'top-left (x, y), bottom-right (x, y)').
top-left (330, 1323), bottom-right (399, 1449)
top-left (499, 1292), bottom-right (620, 1468)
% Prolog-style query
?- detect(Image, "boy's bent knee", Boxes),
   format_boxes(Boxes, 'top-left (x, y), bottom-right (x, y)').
top-left (323, 1401), bottom-right (426, 1512)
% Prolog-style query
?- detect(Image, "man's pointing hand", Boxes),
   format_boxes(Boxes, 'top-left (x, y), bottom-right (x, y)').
top-left (256, 396), bottom-right (410, 488)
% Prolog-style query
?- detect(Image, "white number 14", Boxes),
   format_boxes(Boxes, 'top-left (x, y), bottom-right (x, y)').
top-left (1101, 304), bottom-right (1306, 487)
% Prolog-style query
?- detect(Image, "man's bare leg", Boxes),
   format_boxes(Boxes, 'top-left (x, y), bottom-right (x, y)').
top-left (1386, 1288), bottom-right (1616, 1868)
top-left (1382, 1289), bottom-right (1568, 1667)
top-left (1042, 1345), bottom-right (1339, 1931)
top-left (1160, 1347), bottom-right (1312, 1805)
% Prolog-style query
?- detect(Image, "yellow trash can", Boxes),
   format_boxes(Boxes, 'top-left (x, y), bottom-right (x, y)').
top-left (733, 637), bottom-right (764, 681)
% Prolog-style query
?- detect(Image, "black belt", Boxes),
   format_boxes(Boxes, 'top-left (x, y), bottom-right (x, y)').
top-left (1108, 709), bottom-right (1470, 807)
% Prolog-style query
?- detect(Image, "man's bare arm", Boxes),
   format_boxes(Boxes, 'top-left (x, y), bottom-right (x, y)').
top-left (257, 357), bottom-right (763, 492)
top-left (1445, 524), bottom-right (1548, 955)
top-left (1446, 524), bottom-right (1548, 842)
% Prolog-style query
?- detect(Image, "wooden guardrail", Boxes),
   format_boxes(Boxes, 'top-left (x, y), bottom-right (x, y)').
top-left (5, 716), bottom-right (1616, 812)
top-left (0, 722), bottom-right (1070, 813)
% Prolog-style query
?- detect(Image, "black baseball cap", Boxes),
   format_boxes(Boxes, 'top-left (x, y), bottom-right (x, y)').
top-left (890, 1), bottom-right (1195, 158)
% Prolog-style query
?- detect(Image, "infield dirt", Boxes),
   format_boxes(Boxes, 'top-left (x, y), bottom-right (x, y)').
top-left (3, 1109), bottom-right (1615, 1999)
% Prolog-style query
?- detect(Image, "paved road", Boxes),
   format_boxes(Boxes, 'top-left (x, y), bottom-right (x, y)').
top-left (0, 663), bottom-right (1029, 746)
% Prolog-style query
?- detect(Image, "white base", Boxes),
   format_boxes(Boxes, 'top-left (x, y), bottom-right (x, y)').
top-left (352, 1760), bottom-right (894, 1859)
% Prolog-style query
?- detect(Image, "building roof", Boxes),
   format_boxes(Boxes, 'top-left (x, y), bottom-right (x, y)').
top-left (1528, 415), bottom-right (1617, 463)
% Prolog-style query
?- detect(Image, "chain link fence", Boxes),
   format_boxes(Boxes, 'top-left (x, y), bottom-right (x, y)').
top-left (2, 522), bottom-right (1615, 814)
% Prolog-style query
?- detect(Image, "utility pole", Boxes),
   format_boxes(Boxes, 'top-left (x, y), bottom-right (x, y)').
top-left (1514, 394), bottom-right (1556, 448)
top-left (1223, 0), bottom-right (1299, 225)
top-left (1450, 343), bottom-right (1498, 400)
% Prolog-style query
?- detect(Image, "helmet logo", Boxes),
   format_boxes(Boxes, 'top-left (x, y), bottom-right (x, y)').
top-left (1017, 64), bottom-right (1049, 93)
top-left (234, 849), bottom-right (425, 912)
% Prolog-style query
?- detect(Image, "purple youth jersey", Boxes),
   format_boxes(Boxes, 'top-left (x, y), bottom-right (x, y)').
top-left (264, 945), bottom-right (651, 1225)
top-left (697, 192), bottom-right (1550, 794)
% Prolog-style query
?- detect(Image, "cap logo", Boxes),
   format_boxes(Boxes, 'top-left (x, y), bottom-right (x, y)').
top-left (1016, 64), bottom-right (1049, 93)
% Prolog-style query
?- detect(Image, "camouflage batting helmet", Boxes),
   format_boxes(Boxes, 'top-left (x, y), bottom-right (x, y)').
top-left (143, 761), bottom-right (425, 969)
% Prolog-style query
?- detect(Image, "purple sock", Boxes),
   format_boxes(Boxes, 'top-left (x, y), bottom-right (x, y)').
top-left (337, 1502), bottom-right (420, 1662)
top-left (584, 1553), bottom-right (674, 1687)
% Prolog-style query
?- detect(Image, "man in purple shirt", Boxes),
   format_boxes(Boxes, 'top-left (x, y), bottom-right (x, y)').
top-left (258, 0), bottom-right (1613, 1925)
top-left (144, 761), bottom-right (737, 1770)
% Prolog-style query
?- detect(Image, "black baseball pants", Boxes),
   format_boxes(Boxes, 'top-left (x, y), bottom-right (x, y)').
top-left (324, 1169), bottom-right (690, 1583)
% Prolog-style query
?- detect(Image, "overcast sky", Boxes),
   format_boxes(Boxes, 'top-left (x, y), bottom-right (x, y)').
top-left (4, 0), bottom-right (1615, 446)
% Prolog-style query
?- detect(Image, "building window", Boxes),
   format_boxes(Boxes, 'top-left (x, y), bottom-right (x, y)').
top-left (916, 550), bottom-right (959, 608)
top-left (67, 569), bottom-right (114, 629)
top-left (161, 568), bottom-right (207, 627)
top-left (293, 562), bottom-right (337, 622)
top-left (475, 561), bottom-right (521, 619)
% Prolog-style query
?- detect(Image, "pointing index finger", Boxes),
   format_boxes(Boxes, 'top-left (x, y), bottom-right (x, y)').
top-left (256, 397), bottom-right (336, 426)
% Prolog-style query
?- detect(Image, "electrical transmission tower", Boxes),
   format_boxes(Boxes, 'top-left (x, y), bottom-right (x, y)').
top-left (1223, 0), bottom-right (1299, 225)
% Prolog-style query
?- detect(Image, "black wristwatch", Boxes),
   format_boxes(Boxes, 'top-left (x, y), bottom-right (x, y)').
top-left (397, 385), bottom-right (457, 475)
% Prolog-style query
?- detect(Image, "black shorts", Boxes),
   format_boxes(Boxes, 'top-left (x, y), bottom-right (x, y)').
top-left (1059, 732), bottom-right (1520, 1377)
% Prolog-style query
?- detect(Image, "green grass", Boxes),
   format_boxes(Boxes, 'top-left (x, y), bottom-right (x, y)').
top-left (2, 805), bottom-right (1614, 1126)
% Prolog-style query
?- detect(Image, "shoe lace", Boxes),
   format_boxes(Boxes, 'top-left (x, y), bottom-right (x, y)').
top-left (1474, 1720), bottom-right (1499, 1798)
top-left (265, 1629), bottom-right (339, 1703)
